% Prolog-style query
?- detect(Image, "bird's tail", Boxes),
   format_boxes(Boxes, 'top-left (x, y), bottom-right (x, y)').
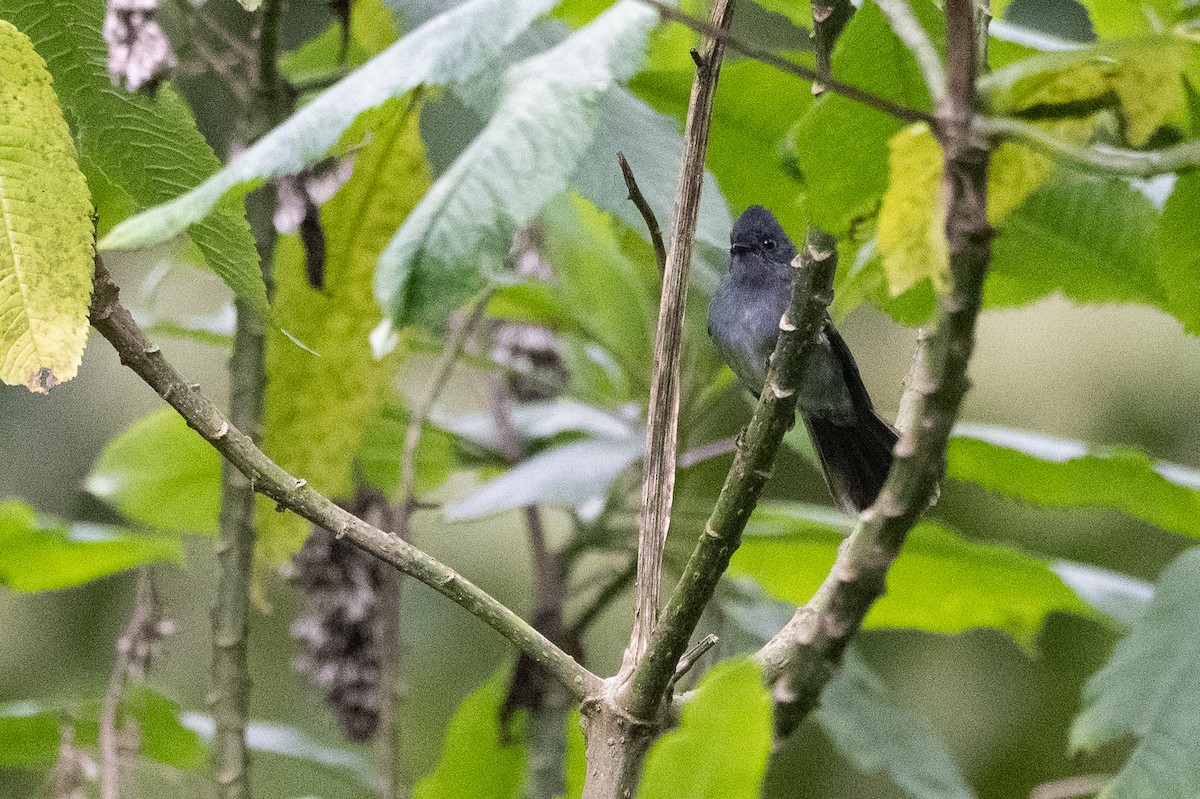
top-left (804, 410), bottom-right (898, 514)
top-left (804, 323), bottom-right (898, 513)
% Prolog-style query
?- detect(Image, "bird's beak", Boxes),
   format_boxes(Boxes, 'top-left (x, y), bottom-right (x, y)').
top-left (730, 243), bottom-right (750, 255)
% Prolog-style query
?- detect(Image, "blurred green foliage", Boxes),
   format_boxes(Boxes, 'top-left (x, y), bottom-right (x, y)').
top-left (1, 0), bottom-right (1199, 797)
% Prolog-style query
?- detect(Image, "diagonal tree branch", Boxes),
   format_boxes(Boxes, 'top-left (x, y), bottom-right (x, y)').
top-left (88, 256), bottom-right (603, 701)
top-left (640, 0), bottom-right (933, 124)
top-left (755, 0), bottom-right (993, 739)
top-left (982, 116), bottom-right (1200, 177)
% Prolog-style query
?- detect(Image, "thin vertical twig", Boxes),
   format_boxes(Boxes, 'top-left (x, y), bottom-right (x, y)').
top-left (397, 289), bottom-right (493, 534)
top-left (100, 570), bottom-right (164, 799)
top-left (617, 152), bottom-right (667, 273)
top-left (210, 2), bottom-right (286, 796)
top-left (625, 0), bottom-right (736, 675)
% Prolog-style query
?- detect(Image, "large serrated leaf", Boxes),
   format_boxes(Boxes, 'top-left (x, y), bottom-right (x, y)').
top-left (99, 0), bottom-right (558, 254)
top-left (730, 505), bottom-right (1094, 647)
top-left (1070, 548), bottom-right (1200, 799)
top-left (637, 660), bottom-right (772, 799)
top-left (375, 0), bottom-right (658, 329)
top-left (0, 21), bottom-right (94, 393)
top-left (948, 425), bottom-right (1200, 540)
top-left (2, 0), bottom-right (265, 314)
top-left (85, 407), bottom-right (221, 535)
top-left (0, 499), bottom-right (182, 592)
top-left (414, 677), bottom-right (527, 799)
top-left (877, 116), bottom-right (1095, 296)
top-left (816, 649), bottom-right (977, 799)
top-left (792, 0), bottom-right (942, 236)
top-left (981, 38), bottom-right (1186, 146)
top-left (986, 170), bottom-right (1164, 310)
top-left (259, 103), bottom-right (431, 557)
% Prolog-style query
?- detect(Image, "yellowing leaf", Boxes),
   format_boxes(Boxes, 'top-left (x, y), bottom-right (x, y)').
top-left (879, 116), bottom-right (1099, 297)
top-left (1107, 38), bottom-right (1185, 146)
top-left (259, 101), bottom-right (432, 559)
top-left (0, 21), bottom-right (94, 393)
top-left (877, 123), bottom-right (948, 296)
top-left (982, 38), bottom-right (1186, 147)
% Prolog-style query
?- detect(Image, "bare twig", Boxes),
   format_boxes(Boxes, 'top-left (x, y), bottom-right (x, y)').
top-left (755, 0), bottom-right (993, 739)
top-left (398, 290), bottom-right (493, 535)
top-left (209, 4), bottom-right (287, 795)
top-left (100, 570), bottom-right (164, 799)
top-left (617, 152), bottom-right (667, 273)
top-left (640, 0), bottom-right (932, 124)
top-left (88, 257), bottom-right (603, 700)
top-left (811, 0), bottom-right (854, 92)
top-left (667, 633), bottom-right (718, 693)
top-left (982, 116), bottom-right (1200, 177)
top-left (626, 0), bottom-right (736, 677)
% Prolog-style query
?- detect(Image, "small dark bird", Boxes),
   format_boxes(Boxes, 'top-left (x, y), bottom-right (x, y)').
top-left (708, 206), bottom-right (898, 513)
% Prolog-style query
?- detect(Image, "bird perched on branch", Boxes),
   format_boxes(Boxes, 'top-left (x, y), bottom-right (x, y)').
top-left (707, 206), bottom-right (897, 513)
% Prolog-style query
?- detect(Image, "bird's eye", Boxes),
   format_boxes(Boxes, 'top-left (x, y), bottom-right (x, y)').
top-left (762, 238), bottom-right (776, 250)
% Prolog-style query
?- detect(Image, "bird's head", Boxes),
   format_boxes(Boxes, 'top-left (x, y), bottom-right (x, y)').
top-left (730, 206), bottom-right (797, 263)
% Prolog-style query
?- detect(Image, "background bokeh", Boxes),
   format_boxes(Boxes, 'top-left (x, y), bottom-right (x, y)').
top-left (3, 0), bottom-right (1198, 796)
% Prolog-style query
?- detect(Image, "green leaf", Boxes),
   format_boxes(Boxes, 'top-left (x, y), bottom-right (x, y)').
top-left (99, 0), bottom-right (558, 253)
top-left (1156, 172), bottom-right (1200, 334)
top-left (730, 504), bottom-right (1094, 647)
top-left (1070, 547), bottom-right (1200, 798)
top-left (637, 659), bottom-right (771, 799)
top-left (0, 21), bottom-right (94, 393)
top-left (572, 87), bottom-right (732, 261)
top-left (980, 39), bottom-right (1186, 147)
top-left (632, 59), bottom-right (811, 243)
top-left (121, 685), bottom-right (206, 769)
top-left (414, 678), bottom-right (527, 799)
top-left (564, 710), bottom-right (586, 799)
top-left (444, 435), bottom-right (643, 522)
top-left (3, 0), bottom-right (265, 315)
top-left (357, 400), bottom-right (456, 499)
top-left (1051, 561), bottom-right (1153, 628)
top-left (1079, 0), bottom-right (1178, 39)
top-left (986, 170), bottom-right (1164, 311)
top-left (816, 649), bottom-right (976, 799)
top-left (878, 116), bottom-right (1096, 297)
top-left (433, 398), bottom-right (636, 452)
top-left (793, 0), bottom-right (942, 236)
top-left (948, 425), bottom-right (1200, 540)
top-left (539, 195), bottom-right (659, 396)
top-left (0, 703), bottom-right (60, 768)
top-left (260, 103), bottom-right (430, 557)
top-left (86, 408), bottom-right (221, 536)
top-left (0, 499), bottom-right (182, 592)
top-left (375, 0), bottom-right (659, 328)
